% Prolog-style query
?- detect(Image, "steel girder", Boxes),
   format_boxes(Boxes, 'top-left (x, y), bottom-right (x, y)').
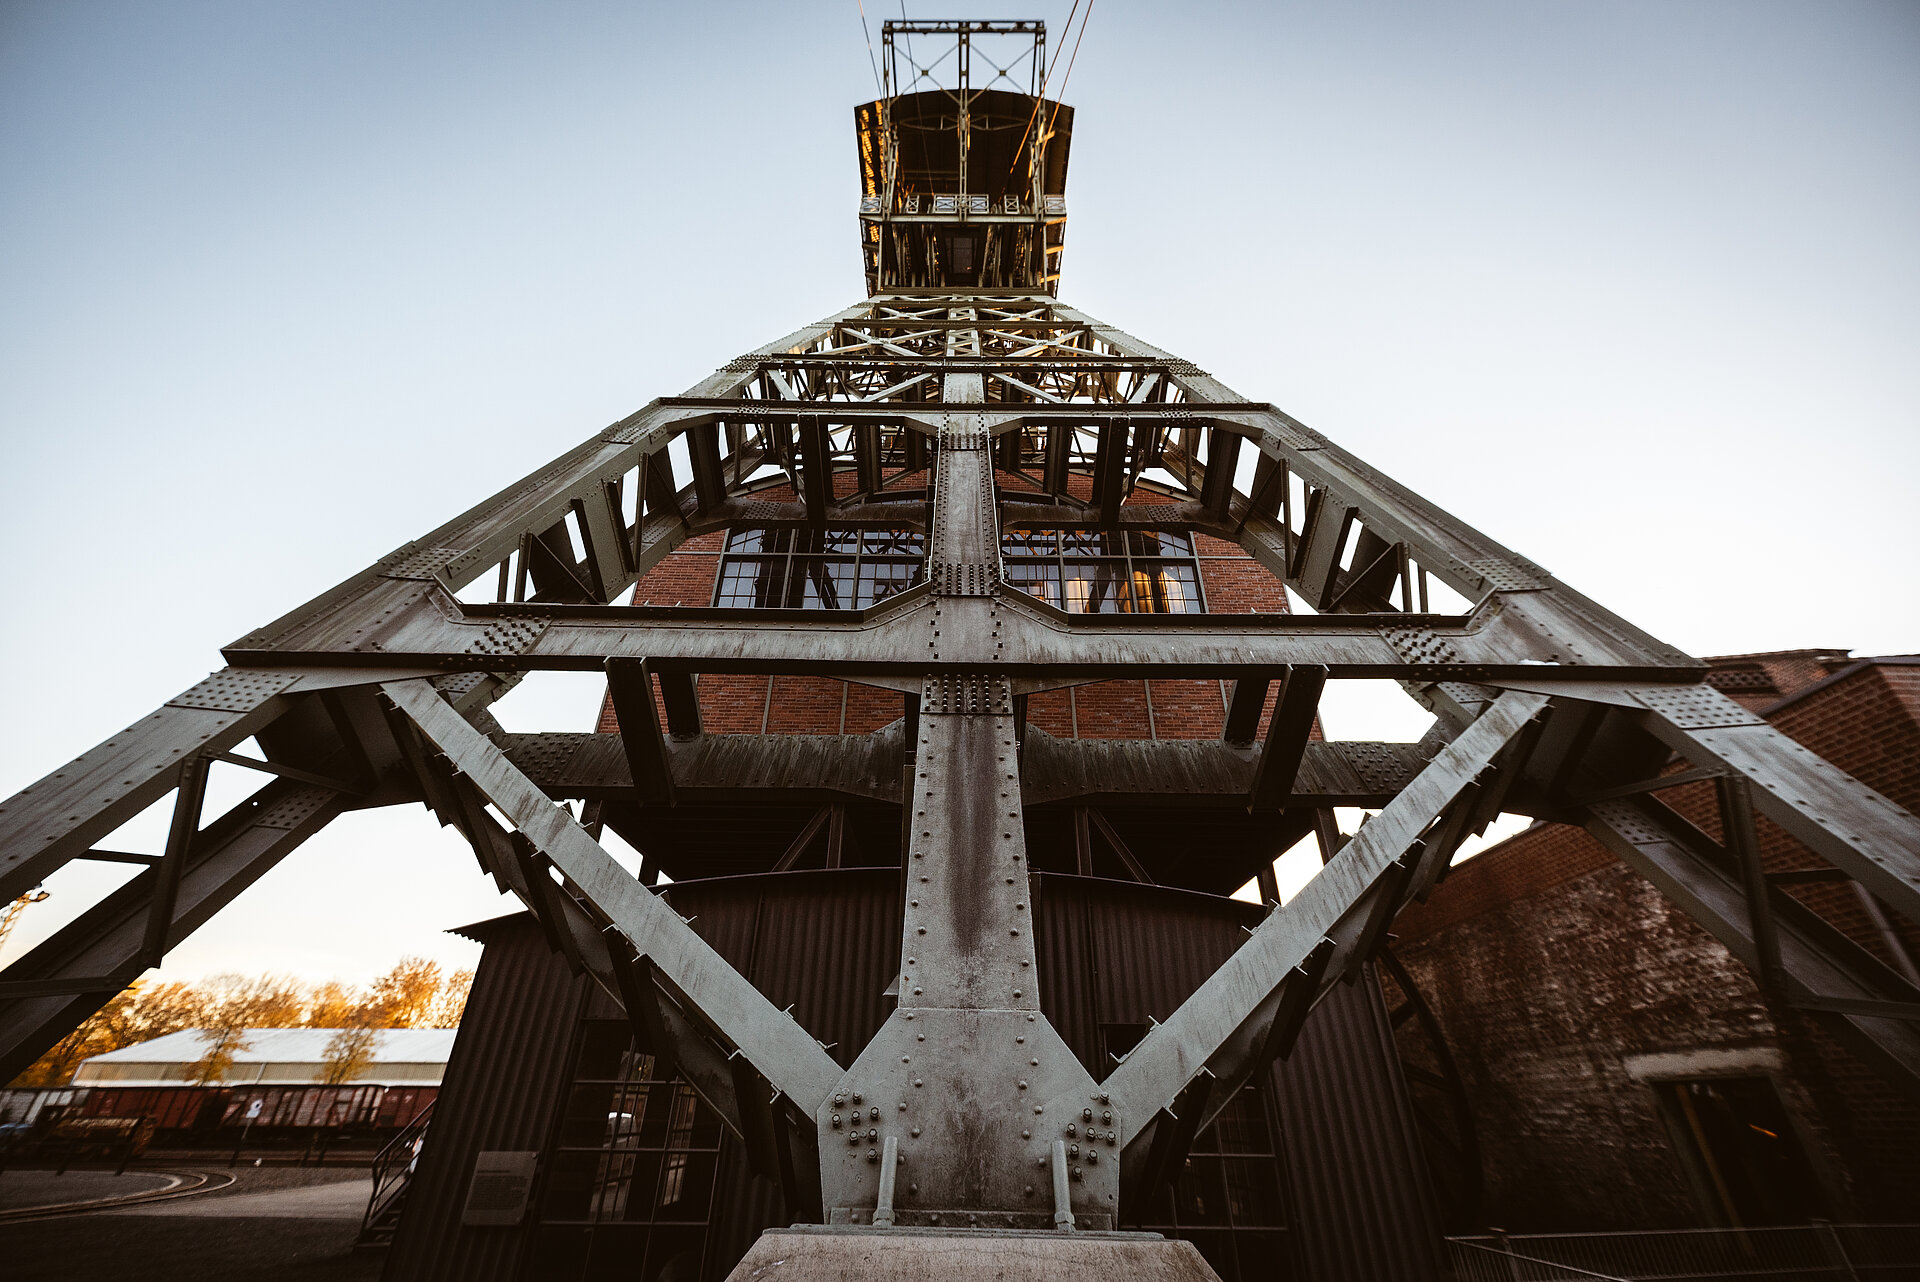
top-left (4, 289), bottom-right (1920, 1232)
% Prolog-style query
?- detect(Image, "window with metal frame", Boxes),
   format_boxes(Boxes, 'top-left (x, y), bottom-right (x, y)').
top-left (1003, 529), bottom-right (1205, 614)
top-left (713, 527), bottom-right (925, 610)
top-left (532, 1020), bottom-right (724, 1280)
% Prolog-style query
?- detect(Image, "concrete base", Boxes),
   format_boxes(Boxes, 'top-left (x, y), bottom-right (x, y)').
top-left (724, 1225), bottom-right (1222, 1282)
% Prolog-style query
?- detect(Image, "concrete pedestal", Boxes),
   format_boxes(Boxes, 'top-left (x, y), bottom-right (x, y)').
top-left (723, 1225), bottom-right (1222, 1282)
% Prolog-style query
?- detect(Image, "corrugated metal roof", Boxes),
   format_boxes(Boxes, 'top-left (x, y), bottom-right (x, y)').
top-left (79, 1027), bottom-right (457, 1066)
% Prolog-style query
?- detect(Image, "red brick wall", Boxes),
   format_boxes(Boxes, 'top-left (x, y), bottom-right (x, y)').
top-left (1390, 660), bottom-right (1920, 1229)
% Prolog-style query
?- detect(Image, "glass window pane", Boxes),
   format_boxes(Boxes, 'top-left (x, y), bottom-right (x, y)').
top-left (654, 1150), bottom-right (719, 1221)
top-left (1211, 1089), bottom-right (1274, 1155)
top-left (634, 1082), bottom-right (677, 1149)
top-left (573, 1022), bottom-right (634, 1081)
top-left (604, 1084), bottom-right (654, 1151)
top-left (1128, 529), bottom-right (1194, 556)
top-left (1059, 528), bottom-right (1104, 557)
top-left (1064, 560), bottom-right (1133, 613)
top-left (865, 528), bottom-right (924, 556)
top-left (726, 527), bottom-right (789, 553)
top-left (1222, 1158), bottom-right (1285, 1225)
top-left (823, 527), bottom-right (862, 554)
top-left (1173, 1155), bottom-right (1231, 1226)
top-left (1006, 562), bottom-right (1062, 608)
top-left (587, 1149), bottom-right (639, 1221)
top-left (790, 557), bottom-right (856, 609)
top-left (857, 560), bottom-right (920, 606)
top-left (716, 557), bottom-right (785, 608)
top-left (542, 1150), bottom-right (605, 1220)
top-left (1003, 528), bottom-right (1057, 555)
top-left (1135, 561), bottom-right (1200, 614)
top-left (560, 1082), bottom-right (621, 1148)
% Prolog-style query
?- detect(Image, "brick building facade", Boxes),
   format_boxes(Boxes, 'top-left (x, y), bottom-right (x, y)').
top-left (1389, 651), bottom-right (1920, 1231)
top-left (599, 468), bottom-right (1299, 747)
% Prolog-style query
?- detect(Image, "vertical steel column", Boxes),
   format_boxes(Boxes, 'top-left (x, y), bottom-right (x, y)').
top-left (813, 333), bottom-right (1112, 1229)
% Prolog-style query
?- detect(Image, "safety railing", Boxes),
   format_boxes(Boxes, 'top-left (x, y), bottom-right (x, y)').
top-left (1446, 1224), bottom-right (1920, 1282)
top-left (357, 1097), bottom-right (434, 1247)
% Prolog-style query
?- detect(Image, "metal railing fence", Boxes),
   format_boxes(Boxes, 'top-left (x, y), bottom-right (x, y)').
top-left (1447, 1225), bottom-right (1920, 1282)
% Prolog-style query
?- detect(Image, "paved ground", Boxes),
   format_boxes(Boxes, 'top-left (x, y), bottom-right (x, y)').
top-left (0, 1165), bottom-right (385, 1282)
top-left (0, 1168), bottom-right (179, 1211)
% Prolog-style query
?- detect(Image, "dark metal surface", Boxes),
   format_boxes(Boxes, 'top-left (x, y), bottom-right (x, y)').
top-left (382, 914), bottom-right (593, 1282)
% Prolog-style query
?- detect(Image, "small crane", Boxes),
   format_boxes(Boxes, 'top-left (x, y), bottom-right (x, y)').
top-left (0, 886), bottom-right (49, 959)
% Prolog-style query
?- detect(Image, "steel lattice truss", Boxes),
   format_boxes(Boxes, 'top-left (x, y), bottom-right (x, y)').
top-left (5, 289), bottom-right (1918, 1227)
top-left (9, 14), bottom-right (1920, 1222)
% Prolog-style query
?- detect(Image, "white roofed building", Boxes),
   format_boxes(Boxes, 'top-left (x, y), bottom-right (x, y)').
top-left (71, 1028), bottom-right (455, 1088)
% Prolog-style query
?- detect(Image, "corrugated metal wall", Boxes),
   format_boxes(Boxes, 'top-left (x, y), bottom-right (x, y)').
top-left (1277, 976), bottom-right (1443, 1282)
top-left (393, 873), bottom-right (1439, 1281)
top-left (1036, 875), bottom-right (1441, 1282)
top-left (382, 914), bottom-right (592, 1282)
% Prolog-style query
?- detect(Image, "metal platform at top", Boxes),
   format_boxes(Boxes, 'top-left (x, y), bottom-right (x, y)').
top-left (855, 20), bottom-right (1072, 295)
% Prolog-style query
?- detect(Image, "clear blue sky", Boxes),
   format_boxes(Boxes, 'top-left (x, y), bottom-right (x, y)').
top-left (3, 1), bottom-right (1915, 984)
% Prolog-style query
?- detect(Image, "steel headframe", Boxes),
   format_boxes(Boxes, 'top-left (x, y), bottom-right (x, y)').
top-left (5, 34), bottom-right (1920, 1237)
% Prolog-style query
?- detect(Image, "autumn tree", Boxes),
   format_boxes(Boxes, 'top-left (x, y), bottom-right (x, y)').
top-left (10, 979), bottom-right (212, 1088)
top-left (7, 955), bottom-right (475, 1087)
top-left (306, 981), bottom-right (360, 1028)
top-left (185, 1024), bottom-right (250, 1087)
top-left (422, 969), bottom-right (474, 1029)
top-left (360, 957), bottom-right (445, 1028)
top-left (201, 973), bottom-right (309, 1029)
top-left (318, 1026), bottom-right (379, 1085)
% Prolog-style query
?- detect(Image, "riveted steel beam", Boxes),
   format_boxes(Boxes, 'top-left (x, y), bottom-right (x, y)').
top-left (1086, 690), bottom-right (1548, 1150)
top-left (379, 680), bottom-right (844, 1112)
